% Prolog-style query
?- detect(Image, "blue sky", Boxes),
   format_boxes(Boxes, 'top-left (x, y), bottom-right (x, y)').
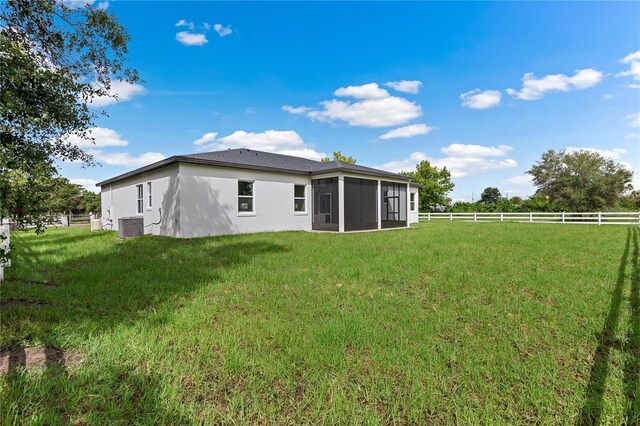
top-left (62, 1), bottom-right (640, 201)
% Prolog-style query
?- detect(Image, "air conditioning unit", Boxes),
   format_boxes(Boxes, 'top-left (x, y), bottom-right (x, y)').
top-left (90, 219), bottom-right (102, 232)
top-left (118, 216), bottom-right (144, 238)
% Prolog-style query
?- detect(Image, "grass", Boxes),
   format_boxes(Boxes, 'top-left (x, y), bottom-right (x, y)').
top-left (0, 222), bottom-right (638, 424)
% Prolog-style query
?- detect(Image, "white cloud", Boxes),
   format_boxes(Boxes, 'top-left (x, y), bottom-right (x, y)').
top-left (288, 82), bottom-right (422, 128)
top-left (616, 50), bottom-right (640, 84)
top-left (192, 130), bottom-right (326, 161)
top-left (214, 24), bottom-right (233, 37)
top-left (176, 31), bottom-right (208, 46)
top-left (379, 124), bottom-right (435, 140)
top-left (440, 143), bottom-right (512, 157)
top-left (384, 80), bottom-right (422, 94)
top-left (334, 82), bottom-right (390, 99)
top-left (203, 23), bottom-right (211, 30)
top-left (175, 19), bottom-right (195, 30)
top-left (70, 178), bottom-right (100, 193)
top-left (66, 127), bottom-right (129, 148)
top-left (377, 144), bottom-right (518, 177)
top-left (460, 89), bottom-right (502, 109)
top-left (566, 147), bottom-right (628, 160)
top-left (307, 96), bottom-right (422, 127)
top-left (63, 0), bottom-right (108, 9)
top-left (90, 80), bottom-right (146, 107)
top-left (506, 68), bottom-right (603, 100)
top-left (501, 175), bottom-right (534, 186)
top-left (282, 105), bottom-right (312, 115)
top-left (193, 132), bottom-right (218, 146)
top-left (626, 112), bottom-right (640, 128)
top-left (88, 150), bottom-right (165, 167)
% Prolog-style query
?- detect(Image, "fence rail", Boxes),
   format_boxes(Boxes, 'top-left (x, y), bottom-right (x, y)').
top-left (418, 211), bottom-right (640, 225)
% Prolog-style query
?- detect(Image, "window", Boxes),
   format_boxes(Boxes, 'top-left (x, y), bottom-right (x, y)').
top-left (410, 192), bottom-right (416, 212)
top-left (238, 181), bottom-right (254, 213)
top-left (294, 185), bottom-right (306, 212)
top-left (136, 184), bottom-right (143, 214)
top-left (147, 182), bottom-right (152, 209)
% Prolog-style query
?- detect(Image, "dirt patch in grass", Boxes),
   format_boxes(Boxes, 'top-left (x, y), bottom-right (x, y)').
top-left (0, 347), bottom-right (83, 374)
top-left (0, 299), bottom-right (47, 309)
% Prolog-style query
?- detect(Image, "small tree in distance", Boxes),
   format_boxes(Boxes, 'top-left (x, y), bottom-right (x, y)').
top-left (402, 160), bottom-right (454, 212)
top-left (480, 187), bottom-right (501, 204)
top-left (321, 151), bottom-right (356, 164)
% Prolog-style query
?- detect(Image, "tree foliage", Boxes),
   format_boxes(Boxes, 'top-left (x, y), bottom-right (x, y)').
top-left (527, 149), bottom-right (633, 211)
top-left (321, 151), bottom-right (356, 164)
top-left (1, 173), bottom-right (100, 231)
top-left (0, 0), bottom-right (138, 231)
top-left (480, 187), bottom-right (501, 204)
top-left (402, 160), bottom-right (454, 212)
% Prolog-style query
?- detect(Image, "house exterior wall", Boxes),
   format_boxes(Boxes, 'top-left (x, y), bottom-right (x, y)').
top-left (100, 164), bottom-right (180, 237)
top-left (409, 187), bottom-right (420, 224)
top-left (100, 161), bottom-right (416, 238)
top-left (178, 163), bottom-right (312, 238)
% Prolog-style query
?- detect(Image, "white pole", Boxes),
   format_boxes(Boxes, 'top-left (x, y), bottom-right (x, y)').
top-left (500, 212), bottom-right (504, 222)
top-left (598, 212), bottom-right (602, 226)
top-left (428, 212), bottom-right (431, 221)
top-left (377, 180), bottom-right (382, 230)
top-left (450, 211), bottom-right (453, 221)
top-left (474, 212), bottom-right (477, 222)
top-left (529, 212), bottom-right (533, 223)
top-left (562, 211), bottom-right (565, 224)
top-left (338, 176), bottom-right (345, 233)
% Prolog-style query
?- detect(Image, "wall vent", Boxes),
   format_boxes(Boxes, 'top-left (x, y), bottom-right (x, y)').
top-left (118, 217), bottom-right (144, 238)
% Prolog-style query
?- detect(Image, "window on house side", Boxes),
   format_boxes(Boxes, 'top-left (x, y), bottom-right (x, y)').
top-left (238, 181), bottom-right (254, 213)
top-left (410, 192), bottom-right (416, 212)
top-left (147, 182), bottom-right (152, 208)
top-left (294, 185), bottom-right (306, 212)
top-left (136, 184), bottom-right (143, 214)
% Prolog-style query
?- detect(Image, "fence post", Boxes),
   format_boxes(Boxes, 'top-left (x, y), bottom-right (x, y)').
top-left (500, 212), bottom-right (504, 222)
top-left (562, 212), bottom-right (565, 224)
top-left (428, 212), bottom-right (431, 221)
top-left (474, 212), bottom-right (477, 222)
top-left (638, 211), bottom-right (640, 226)
top-left (529, 212), bottom-right (533, 223)
top-left (598, 212), bottom-right (602, 225)
top-left (450, 212), bottom-right (453, 221)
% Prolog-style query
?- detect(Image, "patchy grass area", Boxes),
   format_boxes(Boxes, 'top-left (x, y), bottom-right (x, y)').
top-left (0, 222), bottom-right (638, 424)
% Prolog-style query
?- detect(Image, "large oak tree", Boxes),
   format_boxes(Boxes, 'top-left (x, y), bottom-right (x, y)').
top-left (527, 149), bottom-right (633, 211)
top-left (1, 0), bottom-right (139, 231)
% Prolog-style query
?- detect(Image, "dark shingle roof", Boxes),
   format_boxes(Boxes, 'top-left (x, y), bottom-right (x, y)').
top-left (97, 148), bottom-right (411, 186)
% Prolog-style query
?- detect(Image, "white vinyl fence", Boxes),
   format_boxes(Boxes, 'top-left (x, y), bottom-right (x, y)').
top-left (419, 211), bottom-right (640, 225)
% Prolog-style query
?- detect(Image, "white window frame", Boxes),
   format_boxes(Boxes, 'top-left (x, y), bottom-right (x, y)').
top-left (410, 192), bottom-right (416, 212)
top-left (136, 184), bottom-right (143, 215)
top-left (147, 182), bottom-right (152, 209)
top-left (294, 184), bottom-right (307, 214)
top-left (238, 180), bottom-right (255, 215)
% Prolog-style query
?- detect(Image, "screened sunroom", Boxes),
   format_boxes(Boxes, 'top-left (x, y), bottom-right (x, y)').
top-left (311, 175), bottom-right (412, 232)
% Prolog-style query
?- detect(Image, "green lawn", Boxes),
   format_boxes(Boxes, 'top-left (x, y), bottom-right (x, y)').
top-left (1, 222), bottom-right (638, 424)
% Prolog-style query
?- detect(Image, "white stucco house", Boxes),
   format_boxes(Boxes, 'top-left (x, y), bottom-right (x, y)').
top-left (97, 148), bottom-right (420, 238)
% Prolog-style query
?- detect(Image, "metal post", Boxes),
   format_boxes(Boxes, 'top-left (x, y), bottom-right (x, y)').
top-left (529, 212), bottom-right (533, 223)
top-left (500, 212), bottom-right (504, 222)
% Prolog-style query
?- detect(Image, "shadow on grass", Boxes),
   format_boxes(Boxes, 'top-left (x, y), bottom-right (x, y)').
top-left (1, 365), bottom-right (191, 424)
top-left (2, 231), bottom-right (288, 348)
top-left (1, 229), bottom-right (288, 422)
top-left (579, 228), bottom-right (639, 425)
